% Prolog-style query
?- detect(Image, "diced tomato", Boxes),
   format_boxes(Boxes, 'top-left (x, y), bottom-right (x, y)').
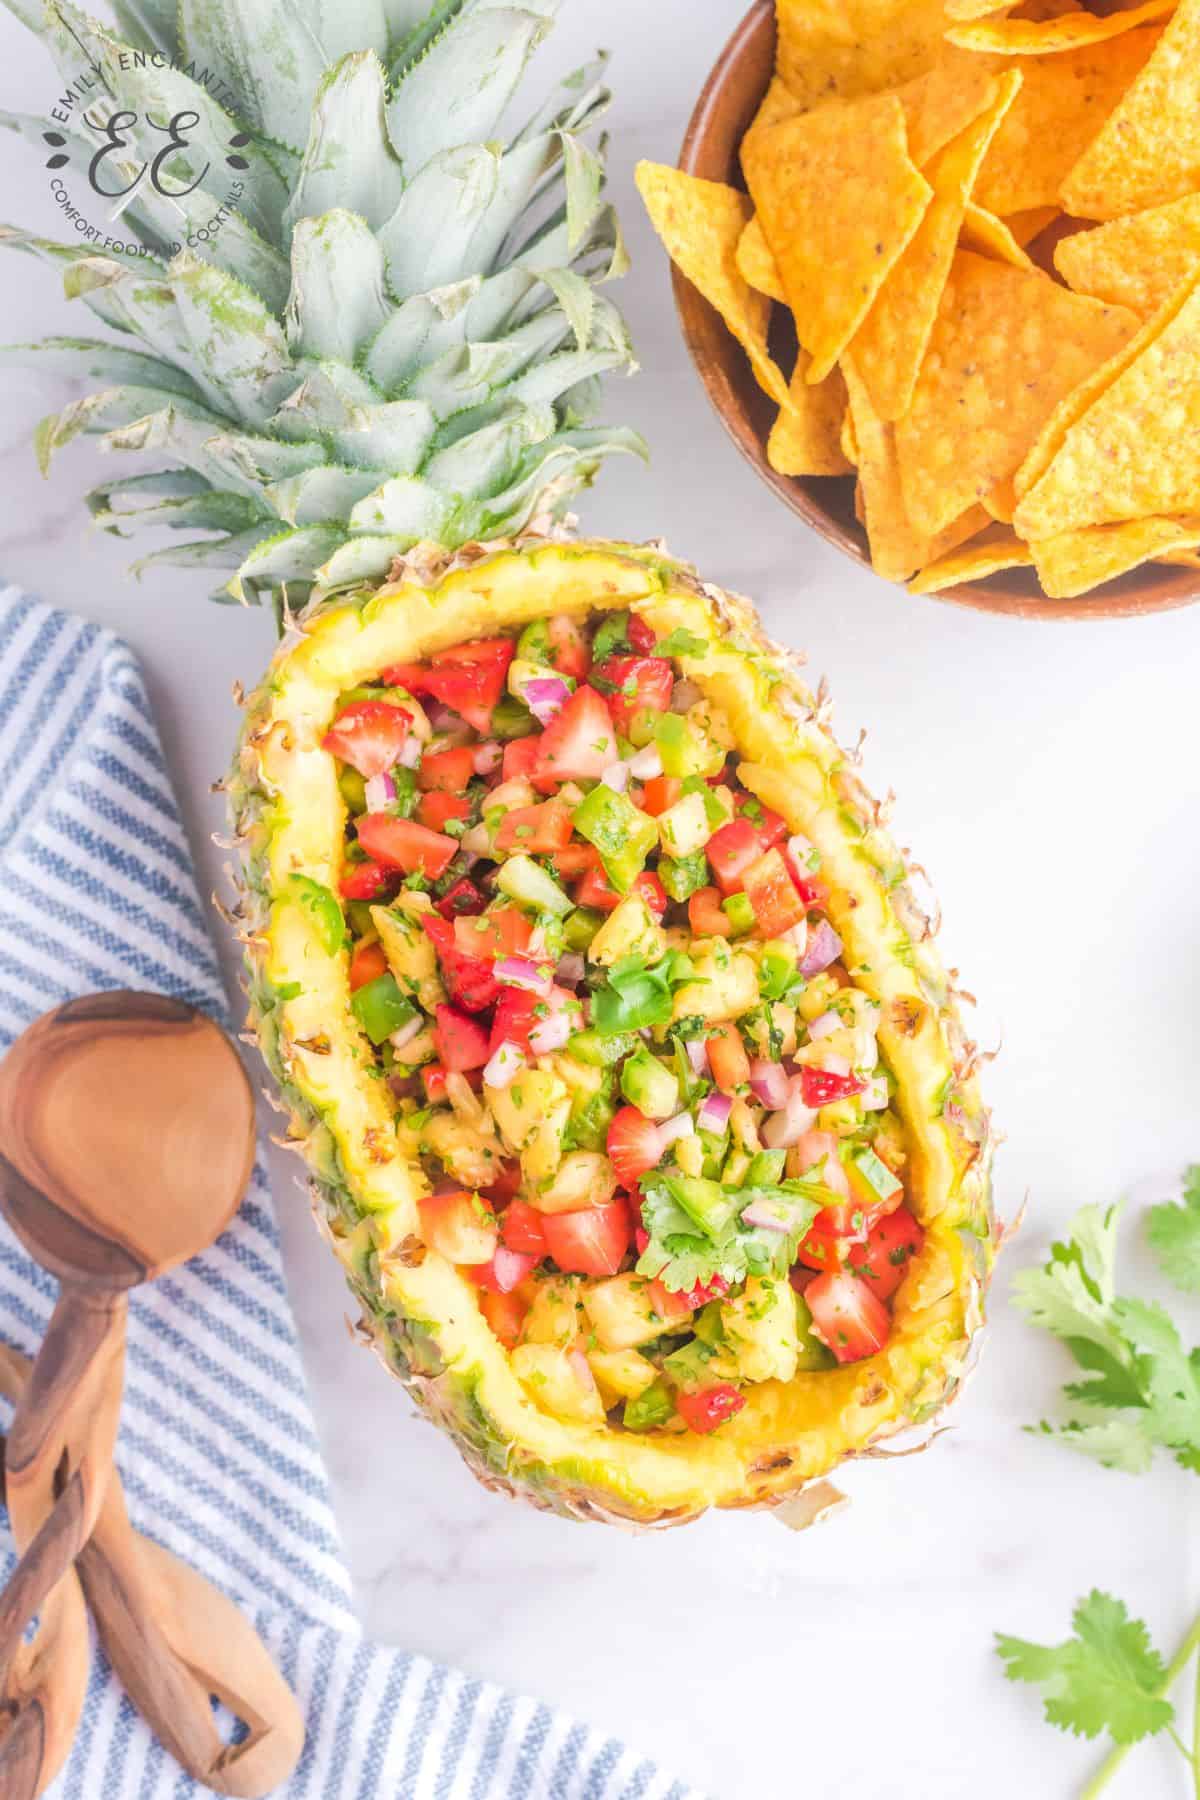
top-left (798, 1066), bottom-right (867, 1108)
top-left (805, 1270), bottom-right (891, 1363)
top-left (641, 775), bottom-right (682, 818)
top-left (607, 1105), bottom-right (662, 1186)
top-left (594, 655), bottom-right (674, 739)
top-left (635, 870), bottom-right (668, 918)
top-left (627, 615), bottom-right (658, 654)
top-left (675, 1384), bottom-right (745, 1434)
top-left (544, 615), bottom-right (592, 681)
top-left (502, 732), bottom-right (559, 795)
top-left (418, 1190), bottom-right (497, 1265)
top-left (705, 816), bottom-right (764, 895)
top-left (646, 1280), bottom-right (698, 1331)
top-left (849, 1206), bottom-right (924, 1302)
top-left (552, 843), bottom-right (601, 880)
top-left (421, 639), bottom-right (515, 733)
top-left (737, 797), bottom-right (788, 850)
top-left (533, 685), bottom-right (616, 782)
top-left (688, 885), bottom-right (732, 938)
top-left (480, 1286), bottom-right (528, 1348)
top-left (349, 939), bottom-right (388, 992)
top-left (434, 1004), bottom-right (491, 1072)
top-left (357, 812), bottom-right (457, 879)
top-left (379, 661), bottom-right (430, 695)
top-left (488, 986), bottom-right (540, 1056)
top-left (419, 745), bottom-right (475, 792)
top-left (421, 914), bottom-right (500, 1012)
top-left (575, 862), bottom-right (622, 913)
top-left (474, 1245), bottom-right (539, 1293)
top-left (780, 839), bottom-right (828, 908)
top-left (794, 1218), bottom-right (854, 1275)
top-left (339, 858), bottom-right (396, 901)
top-left (417, 790), bottom-right (471, 833)
top-left (706, 1021), bottom-right (750, 1094)
top-left (322, 699), bottom-right (412, 779)
top-left (436, 877), bottom-right (485, 919)
top-left (421, 1063), bottom-right (485, 1105)
top-left (453, 907), bottom-right (533, 962)
top-left (495, 798), bottom-right (573, 855)
top-left (793, 1133), bottom-right (860, 1271)
top-left (500, 1199), bottom-right (548, 1256)
top-left (743, 848), bottom-right (806, 937)
top-left (542, 1203), bottom-right (631, 1277)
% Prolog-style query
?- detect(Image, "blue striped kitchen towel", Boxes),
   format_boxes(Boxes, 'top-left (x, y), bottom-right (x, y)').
top-left (0, 588), bottom-right (703, 1800)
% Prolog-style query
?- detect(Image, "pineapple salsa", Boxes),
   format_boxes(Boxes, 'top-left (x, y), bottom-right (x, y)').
top-left (326, 611), bottom-right (924, 1438)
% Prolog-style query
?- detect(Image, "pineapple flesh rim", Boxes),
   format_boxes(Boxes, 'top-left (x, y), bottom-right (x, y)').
top-left (237, 540), bottom-right (995, 1522)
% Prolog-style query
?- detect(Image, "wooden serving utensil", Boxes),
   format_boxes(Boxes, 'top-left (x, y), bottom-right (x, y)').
top-left (0, 992), bottom-right (260, 1795)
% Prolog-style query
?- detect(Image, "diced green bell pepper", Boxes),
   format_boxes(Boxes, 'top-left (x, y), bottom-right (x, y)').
top-left (623, 1379), bottom-right (674, 1431)
top-left (664, 1173), bottom-right (740, 1240)
top-left (562, 906), bottom-right (605, 950)
top-left (659, 851), bottom-right (709, 902)
top-left (744, 1149), bottom-right (787, 1186)
top-left (350, 973), bottom-right (419, 1046)
top-left (572, 785), bottom-right (657, 893)
top-left (721, 892), bottom-right (755, 936)
top-left (491, 695), bottom-right (537, 739)
top-left (566, 1028), bottom-right (637, 1067)
top-left (338, 766), bottom-right (367, 813)
top-left (496, 854), bottom-right (572, 916)
top-left (619, 1045), bottom-right (679, 1120)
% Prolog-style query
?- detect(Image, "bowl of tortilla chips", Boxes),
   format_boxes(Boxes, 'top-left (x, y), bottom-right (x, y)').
top-left (637, 0), bottom-right (1200, 618)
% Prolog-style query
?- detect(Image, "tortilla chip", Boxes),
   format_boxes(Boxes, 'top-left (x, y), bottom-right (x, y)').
top-left (909, 526), bottom-right (1034, 591)
top-left (947, 0), bottom-right (1174, 54)
top-left (973, 30), bottom-right (1163, 214)
top-left (766, 357), bottom-right (851, 477)
top-left (1062, 0), bottom-right (1200, 218)
top-left (634, 164), bottom-right (790, 408)
top-left (743, 94), bottom-right (932, 383)
top-left (1003, 205), bottom-right (1060, 246)
top-left (736, 214), bottom-right (787, 304)
top-left (851, 72), bottom-right (1022, 421)
top-left (961, 200), bottom-right (1034, 266)
top-left (946, 0), bottom-right (1012, 17)
top-left (1031, 515), bottom-right (1200, 597)
top-left (895, 57), bottom-right (1011, 165)
top-left (745, 75), bottom-right (802, 147)
top-left (1158, 548), bottom-right (1200, 567)
top-left (895, 250), bottom-right (1138, 538)
top-left (1014, 267), bottom-right (1200, 538)
top-left (1054, 195), bottom-right (1200, 318)
top-left (774, 0), bottom-right (953, 111)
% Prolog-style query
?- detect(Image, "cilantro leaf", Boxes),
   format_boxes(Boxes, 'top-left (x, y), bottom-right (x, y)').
top-left (1147, 1165), bottom-right (1200, 1294)
top-left (1011, 1204), bottom-right (1129, 1366)
top-left (654, 627), bottom-right (708, 659)
top-left (590, 951), bottom-right (695, 1037)
top-left (996, 1592), bottom-right (1173, 1745)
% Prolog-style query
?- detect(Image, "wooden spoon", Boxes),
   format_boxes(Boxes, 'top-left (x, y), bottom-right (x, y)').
top-left (0, 992), bottom-right (257, 1796)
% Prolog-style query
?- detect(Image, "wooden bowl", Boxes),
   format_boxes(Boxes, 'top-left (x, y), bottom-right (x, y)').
top-left (671, 0), bottom-right (1200, 621)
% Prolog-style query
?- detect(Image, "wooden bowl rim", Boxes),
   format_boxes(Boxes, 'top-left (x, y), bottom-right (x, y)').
top-left (669, 0), bottom-right (1200, 623)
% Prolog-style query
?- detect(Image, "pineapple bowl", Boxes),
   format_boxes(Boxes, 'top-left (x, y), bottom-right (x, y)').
top-left (2, 0), bottom-right (995, 1524)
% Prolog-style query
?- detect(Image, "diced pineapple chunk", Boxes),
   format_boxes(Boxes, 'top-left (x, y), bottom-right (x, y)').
top-left (587, 1348), bottom-right (658, 1405)
top-left (587, 894), bottom-right (666, 968)
top-left (721, 1276), bottom-right (800, 1384)
top-left (673, 1133), bottom-right (704, 1178)
top-left (487, 1070), bottom-right (570, 1154)
top-left (420, 1110), bottom-right (504, 1188)
top-left (798, 972), bottom-right (843, 1023)
top-left (548, 1052), bottom-right (606, 1103)
top-left (511, 1343), bottom-right (605, 1424)
top-left (521, 1274), bottom-right (586, 1347)
top-left (532, 1151), bottom-right (618, 1215)
top-left (656, 791), bottom-right (710, 859)
top-left (583, 1273), bottom-right (690, 1350)
top-left (371, 899), bottom-right (445, 1013)
top-left (672, 943), bottom-right (758, 1024)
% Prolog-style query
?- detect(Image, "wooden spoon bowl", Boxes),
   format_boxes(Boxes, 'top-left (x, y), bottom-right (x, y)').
top-left (672, 0), bottom-right (1200, 621)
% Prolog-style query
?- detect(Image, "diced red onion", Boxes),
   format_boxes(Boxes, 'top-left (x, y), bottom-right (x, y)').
top-left (749, 1059), bottom-right (789, 1110)
top-left (671, 678), bottom-right (702, 712)
top-left (860, 1074), bottom-right (889, 1112)
top-left (364, 770), bottom-right (396, 811)
top-left (491, 1246), bottom-right (536, 1292)
top-left (740, 1195), bottom-right (795, 1233)
top-left (800, 920), bottom-right (842, 975)
top-left (483, 1039), bottom-right (525, 1088)
top-left (473, 739), bottom-right (503, 776)
top-left (657, 1112), bottom-right (695, 1148)
top-left (399, 736), bottom-right (423, 770)
top-left (787, 833), bottom-right (815, 869)
top-left (781, 921), bottom-right (808, 952)
top-left (685, 1038), bottom-right (709, 1075)
top-left (523, 675), bottom-right (572, 725)
top-left (697, 1092), bottom-right (732, 1134)
top-left (807, 1011), bottom-right (841, 1041)
top-left (427, 701), bottom-right (462, 732)
top-left (496, 956), bottom-right (554, 996)
top-left (389, 1014), bottom-right (425, 1051)
top-left (628, 743), bottom-right (663, 779)
top-left (460, 823), bottom-right (490, 855)
top-left (529, 1010), bottom-right (572, 1055)
top-left (762, 1086), bottom-right (820, 1148)
top-left (601, 760), bottom-right (630, 793)
top-left (556, 951), bottom-right (586, 986)
top-left (568, 1347), bottom-right (598, 1392)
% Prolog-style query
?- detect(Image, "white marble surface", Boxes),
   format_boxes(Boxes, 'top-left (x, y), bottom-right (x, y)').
top-left (3, 4), bottom-right (1200, 1795)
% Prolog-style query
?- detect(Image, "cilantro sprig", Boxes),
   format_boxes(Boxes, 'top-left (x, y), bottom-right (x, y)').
top-left (1148, 1165), bottom-right (1200, 1295)
top-left (637, 1172), bottom-right (825, 1295)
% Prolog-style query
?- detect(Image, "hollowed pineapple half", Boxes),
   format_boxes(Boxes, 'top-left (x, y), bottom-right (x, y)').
top-left (230, 537), bottom-right (995, 1526)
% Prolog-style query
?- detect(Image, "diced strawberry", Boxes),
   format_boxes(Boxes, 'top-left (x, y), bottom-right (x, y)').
top-left (322, 699), bottom-right (412, 779)
top-left (737, 796), bottom-right (788, 850)
top-left (688, 1273), bottom-right (730, 1306)
top-left (417, 790), bottom-right (471, 833)
top-left (806, 1270), bottom-right (891, 1363)
top-left (688, 885), bottom-right (732, 938)
top-left (489, 986), bottom-right (541, 1056)
top-left (607, 1105), bottom-right (662, 1186)
top-left (422, 914), bottom-right (501, 1012)
top-left (575, 862), bottom-right (622, 913)
top-left (544, 615), bottom-right (592, 681)
top-left (434, 1004), bottom-right (491, 1071)
top-left (474, 1246), bottom-right (539, 1293)
top-left (636, 870), bottom-right (668, 917)
top-left (848, 1206), bottom-right (924, 1302)
top-left (453, 907), bottom-right (533, 962)
top-left (357, 812), bottom-right (457, 879)
top-left (533, 686), bottom-right (617, 782)
top-left (798, 1066), bottom-right (867, 1108)
top-left (419, 745), bottom-right (475, 792)
top-left (627, 615), bottom-right (658, 654)
top-left (743, 848), bottom-right (806, 937)
top-left (436, 877), bottom-right (485, 919)
top-left (675, 1384), bottom-right (745, 1434)
top-left (339, 858), bottom-right (396, 902)
top-left (500, 1199), bottom-right (548, 1257)
top-left (379, 662), bottom-right (431, 695)
top-left (495, 798), bottom-right (573, 855)
top-left (480, 1286), bottom-right (528, 1347)
top-left (502, 732), bottom-right (559, 795)
top-left (421, 639), bottom-right (515, 733)
top-left (593, 655), bottom-right (674, 739)
top-left (481, 1160), bottom-right (522, 1205)
top-left (705, 816), bottom-right (764, 895)
top-left (542, 1204), bottom-right (631, 1278)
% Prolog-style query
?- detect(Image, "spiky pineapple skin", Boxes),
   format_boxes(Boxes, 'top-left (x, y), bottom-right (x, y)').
top-left (226, 535), bottom-right (998, 1528)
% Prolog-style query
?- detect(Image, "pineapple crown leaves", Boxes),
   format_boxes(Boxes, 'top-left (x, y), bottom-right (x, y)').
top-left (0, 0), bottom-right (646, 609)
